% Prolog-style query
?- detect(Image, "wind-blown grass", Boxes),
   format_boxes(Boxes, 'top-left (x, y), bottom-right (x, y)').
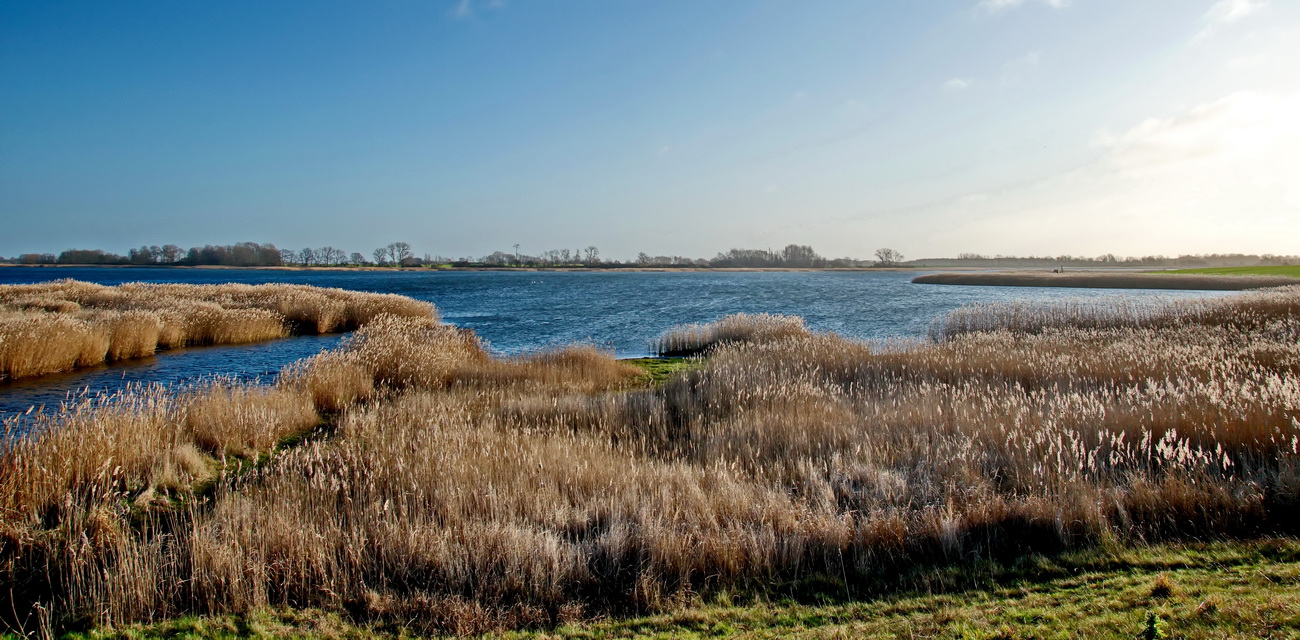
top-left (654, 313), bottom-right (810, 356)
top-left (0, 280), bottom-right (437, 381)
top-left (3, 287), bottom-right (1299, 636)
top-left (928, 284), bottom-right (1300, 340)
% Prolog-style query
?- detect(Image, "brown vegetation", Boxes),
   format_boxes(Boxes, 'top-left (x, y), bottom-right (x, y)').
top-left (0, 280), bottom-right (437, 381)
top-left (654, 312), bottom-right (810, 356)
top-left (912, 271), bottom-right (1297, 290)
top-left (2, 287), bottom-right (1299, 636)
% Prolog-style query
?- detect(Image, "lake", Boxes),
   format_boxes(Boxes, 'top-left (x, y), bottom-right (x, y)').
top-left (0, 266), bottom-right (1225, 418)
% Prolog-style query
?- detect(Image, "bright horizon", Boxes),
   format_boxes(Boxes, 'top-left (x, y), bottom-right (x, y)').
top-left (3, 1), bottom-right (1297, 262)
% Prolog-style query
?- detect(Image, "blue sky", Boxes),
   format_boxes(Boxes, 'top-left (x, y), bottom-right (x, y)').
top-left (2, 0), bottom-right (1297, 260)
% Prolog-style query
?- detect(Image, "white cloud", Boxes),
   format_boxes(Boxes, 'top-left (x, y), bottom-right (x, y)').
top-left (873, 91), bottom-right (1300, 255)
top-left (1225, 53), bottom-right (1269, 69)
top-left (1195, 0), bottom-right (1266, 42)
top-left (1094, 91), bottom-right (1297, 181)
top-left (1000, 50), bottom-right (1042, 86)
top-left (943, 77), bottom-right (975, 91)
top-left (975, 0), bottom-right (1069, 15)
top-left (1206, 0), bottom-right (1265, 23)
top-left (449, 0), bottom-right (506, 20)
top-left (835, 99), bottom-right (868, 117)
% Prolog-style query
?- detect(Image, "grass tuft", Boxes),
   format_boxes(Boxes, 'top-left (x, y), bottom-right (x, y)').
top-left (653, 313), bottom-right (809, 356)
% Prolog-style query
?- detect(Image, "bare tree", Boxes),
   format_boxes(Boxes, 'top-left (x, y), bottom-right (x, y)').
top-left (161, 244), bottom-right (184, 263)
top-left (394, 242), bottom-right (412, 263)
top-left (373, 248), bottom-right (388, 266)
top-left (350, 252), bottom-right (366, 265)
top-left (298, 247), bottom-right (316, 266)
top-left (874, 247), bottom-right (904, 266)
top-left (782, 244), bottom-right (820, 267)
top-left (386, 242), bottom-right (412, 264)
top-left (585, 246), bottom-right (600, 264)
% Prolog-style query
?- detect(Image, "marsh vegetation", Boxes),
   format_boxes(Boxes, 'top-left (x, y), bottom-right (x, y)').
top-left (1, 285), bottom-right (1298, 636)
top-left (0, 280), bottom-right (436, 381)
top-left (912, 271), bottom-right (1298, 290)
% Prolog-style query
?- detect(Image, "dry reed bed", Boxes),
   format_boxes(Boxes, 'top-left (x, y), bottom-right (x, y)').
top-left (3, 289), bottom-right (1300, 635)
top-left (930, 285), bottom-right (1300, 339)
top-left (912, 270), bottom-right (1297, 290)
top-left (0, 280), bottom-right (437, 381)
top-left (654, 312), bottom-right (809, 356)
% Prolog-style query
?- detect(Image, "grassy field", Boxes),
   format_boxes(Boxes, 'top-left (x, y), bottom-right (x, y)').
top-left (1160, 265), bottom-right (1300, 278)
top-left (57, 540), bottom-right (1300, 639)
top-left (3, 286), bottom-right (1299, 637)
top-left (621, 357), bottom-right (701, 385)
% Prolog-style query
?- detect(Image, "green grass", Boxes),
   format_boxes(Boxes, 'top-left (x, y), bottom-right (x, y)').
top-left (622, 357), bottom-right (701, 385)
top-left (1157, 265), bottom-right (1300, 278)
top-left (60, 539), bottom-right (1300, 639)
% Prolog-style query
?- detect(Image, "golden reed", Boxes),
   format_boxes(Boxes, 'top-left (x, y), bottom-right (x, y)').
top-left (2, 286), bottom-right (1298, 635)
top-left (0, 280), bottom-right (436, 381)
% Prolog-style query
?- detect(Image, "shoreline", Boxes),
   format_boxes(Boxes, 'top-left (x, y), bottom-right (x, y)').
top-left (0, 263), bottom-right (1241, 274)
top-left (0, 263), bottom-right (948, 273)
top-left (912, 271), bottom-right (1297, 291)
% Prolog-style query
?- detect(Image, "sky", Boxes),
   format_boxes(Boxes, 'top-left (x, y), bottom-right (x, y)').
top-left (2, 0), bottom-right (1298, 261)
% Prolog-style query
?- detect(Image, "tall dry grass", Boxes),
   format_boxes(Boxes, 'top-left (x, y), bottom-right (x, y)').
top-left (0, 280), bottom-right (437, 381)
top-left (3, 287), bottom-right (1300, 635)
top-left (654, 312), bottom-right (810, 356)
top-left (930, 285), bottom-right (1300, 340)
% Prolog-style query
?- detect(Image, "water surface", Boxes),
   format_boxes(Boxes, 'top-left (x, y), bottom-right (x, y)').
top-left (1, 267), bottom-right (1227, 418)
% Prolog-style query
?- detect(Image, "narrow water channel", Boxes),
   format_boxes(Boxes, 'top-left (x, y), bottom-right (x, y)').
top-left (0, 334), bottom-right (344, 420)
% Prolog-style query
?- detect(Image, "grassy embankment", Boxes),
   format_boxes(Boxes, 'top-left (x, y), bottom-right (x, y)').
top-left (1160, 265), bottom-right (1300, 278)
top-left (912, 271), bottom-right (1297, 290)
top-left (0, 280), bottom-right (436, 382)
top-left (2, 289), bottom-right (1299, 637)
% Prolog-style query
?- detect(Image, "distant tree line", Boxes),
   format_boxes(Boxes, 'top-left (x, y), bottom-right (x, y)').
top-left (470, 244), bottom-right (894, 268)
top-left (4, 242), bottom-right (286, 267)
top-left (3, 243), bottom-right (1293, 270)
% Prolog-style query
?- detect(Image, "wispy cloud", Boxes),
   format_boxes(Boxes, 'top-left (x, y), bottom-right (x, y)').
top-left (1000, 50), bottom-right (1042, 86)
top-left (975, 0), bottom-right (1069, 16)
top-left (1194, 0), bottom-right (1266, 42)
top-left (894, 90), bottom-right (1300, 255)
top-left (450, 0), bottom-right (473, 19)
top-left (943, 77), bottom-right (975, 92)
top-left (1206, 0), bottom-right (1265, 23)
top-left (449, 0), bottom-right (506, 20)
